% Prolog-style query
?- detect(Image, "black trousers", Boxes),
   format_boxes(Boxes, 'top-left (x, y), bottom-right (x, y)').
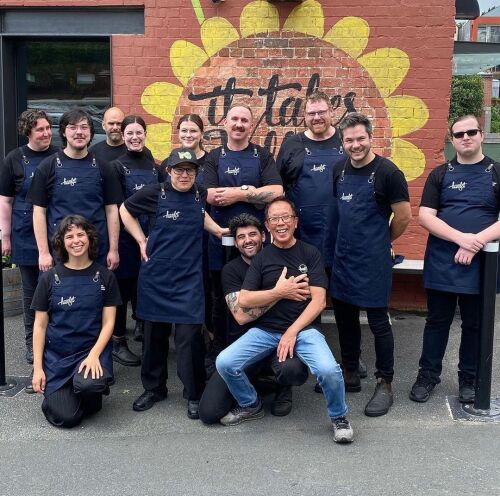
top-left (418, 289), bottom-right (480, 383)
top-left (142, 321), bottom-right (206, 400)
top-left (332, 298), bottom-right (394, 383)
top-left (114, 277), bottom-right (138, 339)
top-left (42, 376), bottom-right (103, 428)
top-left (198, 354), bottom-right (308, 424)
top-left (209, 270), bottom-right (229, 353)
top-left (19, 265), bottom-right (40, 352)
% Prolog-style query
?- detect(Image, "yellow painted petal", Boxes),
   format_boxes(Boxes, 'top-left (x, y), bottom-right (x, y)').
top-left (201, 17), bottom-right (239, 58)
top-left (385, 96), bottom-right (429, 138)
top-left (390, 138), bottom-right (426, 182)
top-left (170, 40), bottom-right (208, 86)
top-left (283, 0), bottom-right (324, 38)
top-left (141, 83), bottom-right (183, 122)
top-left (357, 48), bottom-right (410, 98)
top-left (146, 123), bottom-right (172, 162)
top-left (240, 1), bottom-right (280, 37)
top-left (323, 17), bottom-right (369, 59)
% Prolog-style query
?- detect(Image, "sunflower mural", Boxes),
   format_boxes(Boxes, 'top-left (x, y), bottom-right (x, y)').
top-left (141, 0), bottom-right (429, 182)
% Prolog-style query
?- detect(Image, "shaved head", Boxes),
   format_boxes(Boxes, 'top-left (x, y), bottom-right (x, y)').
top-left (102, 107), bottom-right (125, 145)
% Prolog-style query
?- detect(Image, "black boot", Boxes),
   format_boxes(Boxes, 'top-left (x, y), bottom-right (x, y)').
top-left (271, 385), bottom-right (293, 416)
top-left (112, 338), bottom-right (141, 366)
top-left (133, 320), bottom-right (144, 342)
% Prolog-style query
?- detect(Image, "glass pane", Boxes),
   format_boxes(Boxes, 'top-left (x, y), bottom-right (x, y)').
top-left (25, 40), bottom-right (111, 148)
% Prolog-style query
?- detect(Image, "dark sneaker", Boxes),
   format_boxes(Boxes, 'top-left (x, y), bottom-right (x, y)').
top-left (459, 378), bottom-right (475, 403)
top-left (364, 379), bottom-right (393, 417)
top-left (25, 345), bottom-right (34, 365)
top-left (112, 339), bottom-right (141, 367)
top-left (314, 382), bottom-right (322, 394)
top-left (133, 321), bottom-right (144, 342)
top-left (358, 357), bottom-right (368, 379)
top-left (271, 385), bottom-right (292, 417)
top-left (409, 374), bottom-right (435, 403)
top-left (24, 370), bottom-right (35, 394)
top-left (220, 400), bottom-right (264, 426)
top-left (187, 400), bottom-right (200, 419)
top-left (331, 416), bottom-right (354, 443)
top-left (344, 369), bottom-right (361, 392)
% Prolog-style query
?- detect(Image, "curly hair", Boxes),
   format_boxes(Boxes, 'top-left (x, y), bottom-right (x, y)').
top-left (228, 213), bottom-right (264, 238)
top-left (17, 109), bottom-right (52, 137)
top-left (52, 215), bottom-right (99, 263)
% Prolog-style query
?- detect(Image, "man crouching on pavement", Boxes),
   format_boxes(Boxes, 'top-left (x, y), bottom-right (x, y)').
top-left (216, 197), bottom-right (353, 443)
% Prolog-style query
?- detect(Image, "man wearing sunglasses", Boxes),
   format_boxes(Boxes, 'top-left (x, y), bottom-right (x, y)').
top-left (410, 114), bottom-right (500, 404)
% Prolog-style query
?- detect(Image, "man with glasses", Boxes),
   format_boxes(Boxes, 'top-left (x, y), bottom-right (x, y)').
top-left (216, 198), bottom-right (354, 444)
top-left (28, 108), bottom-right (123, 271)
top-left (410, 114), bottom-right (500, 404)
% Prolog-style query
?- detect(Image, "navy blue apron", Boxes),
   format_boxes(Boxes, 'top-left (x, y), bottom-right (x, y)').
top-left (331, 159), bottom-right (392, 307)
top-left (47, 153), bottom-right (108, 265)
top-left (11, 149), bottom-right (45, 266)
top-left (136, 184), bottom-right (205, 324)
top-left (287, 140), bottom-right (343, 268)
top-left (424, 161), bottom-right (500, 294)
top-left (114, 163), bottom-right (158, 279)
top-left (44, 268), bottom-right (112, 397)
top-left (208, 147), bottom-right (264, 271)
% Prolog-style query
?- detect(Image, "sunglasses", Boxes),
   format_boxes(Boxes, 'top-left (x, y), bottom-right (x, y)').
top-left (452, 129), bottom-right (481, 139)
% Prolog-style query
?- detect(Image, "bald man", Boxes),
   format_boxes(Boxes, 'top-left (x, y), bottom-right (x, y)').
top-left (89, 107), bottom-right (126, 163)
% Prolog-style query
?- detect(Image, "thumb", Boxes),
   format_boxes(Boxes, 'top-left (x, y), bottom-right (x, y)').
top-left (280, 266), bottom-right (287, 278)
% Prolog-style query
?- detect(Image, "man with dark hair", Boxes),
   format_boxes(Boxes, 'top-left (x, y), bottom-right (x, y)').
top-left (204, 104), bottom-right (283, 358)
top-left (0, 110), bottom-right (57, 379)
top-left (198, 213), bottom-right (309, 424)
top-left (330, 112), bottom-right (411, 417)
top-left (410, 114), bottom-right (500, 404)
top-left (27, 108), bottom-right (123, 272)
top-left (216, 198), bottom-right (354, 444)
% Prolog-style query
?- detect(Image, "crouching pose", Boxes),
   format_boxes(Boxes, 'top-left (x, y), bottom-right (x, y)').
top-left (216, 198), bottom-right (353, 443)
top-left (31, 215), bottom-right (121, 428)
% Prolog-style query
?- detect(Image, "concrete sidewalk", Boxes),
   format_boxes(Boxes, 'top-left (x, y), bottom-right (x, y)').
top-left (0, 307), bottom-right (499, 496)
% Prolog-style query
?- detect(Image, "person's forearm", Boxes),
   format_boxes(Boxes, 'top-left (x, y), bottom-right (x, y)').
top-left (0, 196), bottom-right (13, 237)
top-left (33, 206), bottom-right (50, 254)
top-left (88, 307), bottom-right (115, 358)
top-left (478, 220), bottom-right (500, 244)
top-left (119, 204), bottom-right (146, 245)
top-left (32, 311), bottom-right (48, 371)
top-left (245, 185), bottom-right (283, 205)
top-left (105, 204), bottom-right (120, 251)
top-left (239, 288), bottom-right (282, 308)
top-left (390, 217), bottom-right (410, 241)
top-left (286, 293), bottom-right (326, 336)
top-left (225, 291), bottom-right (276, 325)
top-left (419, 209), bottom-right (463, 244)
top-left (204, 212), bottom-right (225, 238)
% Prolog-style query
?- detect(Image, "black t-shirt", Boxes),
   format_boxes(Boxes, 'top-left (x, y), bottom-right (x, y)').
top-left (221, 255), bottom-right (252, 339)
top-left (31, 262), bottom-right (121, 312)
top-left (0, 145), bottom-right (57, 197)
top-left (27, 151), bottom-right (124, 207)
top-left (89, 141), bottom-right (155, 165)
top-left (332, 154), bottom-right (409, 216)
top-left (204, 143), bottom-right (282, 188)
top-left (420, 156), bottom-right (500, 209)
top-left (277, 131), bottom-right (343, 191)
top-left (241, 239), bottom-right (328, 333)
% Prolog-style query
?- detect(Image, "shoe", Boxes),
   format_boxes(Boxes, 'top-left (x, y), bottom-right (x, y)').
top-left (133, 321), bottom-right (144, 342)
top-left (314, 382), bottom-right (322, 394)
top-left (344, 369), bottom-right (361, 392)
top-left (24, 370), bottom-right (35, 394)
top-left (358, 357), bottom-right (368, 379)
top-left (220, 399), bottom-right (264, 426)
top-left (25, 346), bottom-right (33, 365)
top-left (364, 379), bottom-right (393, 417)
top-left (187, 400), bottom-right (200, 419)
top-left (409, 374), bottom-right (435, 403)
top-left (271, 385), bottom-right (292, 416)
top-left (112, 339), bottom-right (141, 367)
top-left (459, 377), bottom-right (475, 403)
top-left (332, 416), bottom-right (354, 443)
top-left (132, 389), bottom-right (167, 412)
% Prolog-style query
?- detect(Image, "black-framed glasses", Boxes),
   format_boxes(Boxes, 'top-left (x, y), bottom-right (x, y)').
top-left (305, 110), bottom-right (329, 118)
top-left (267, 214), bottom-right (296, 225)
top-left (172, 167), bottom-right (196, 176)
top-left (452, 129), bottom-right (481, 139)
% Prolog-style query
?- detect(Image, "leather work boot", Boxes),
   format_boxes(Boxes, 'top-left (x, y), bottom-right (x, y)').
top-left (364, 378), bottom-right (393, 417)
top-left (344, 369), bottom-right (361, 392)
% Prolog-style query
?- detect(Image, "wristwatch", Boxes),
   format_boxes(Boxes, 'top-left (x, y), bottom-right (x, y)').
top-left (240, 185), bottom-right (249, 190)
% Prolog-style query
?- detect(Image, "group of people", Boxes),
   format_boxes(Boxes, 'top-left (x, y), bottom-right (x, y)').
top-left (0, 89), bottom-right (498, 444)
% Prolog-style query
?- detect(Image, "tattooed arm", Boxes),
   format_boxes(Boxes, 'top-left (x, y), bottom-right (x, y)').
top-left (225, 290), bottom-right (277, 326)
top-left (245, 185), bottom-right (283, 206)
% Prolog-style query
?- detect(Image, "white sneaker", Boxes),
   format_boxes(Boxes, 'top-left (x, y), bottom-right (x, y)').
top-left (332, 416), bottom-right (354, 443)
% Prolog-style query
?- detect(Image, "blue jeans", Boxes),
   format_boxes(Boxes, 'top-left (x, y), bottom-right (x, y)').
top-left (216, 327), bottom-right (348, 419)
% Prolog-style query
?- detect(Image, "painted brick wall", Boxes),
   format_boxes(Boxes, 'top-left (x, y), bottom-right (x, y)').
top-left (3, 0), bottom-right (457, 310)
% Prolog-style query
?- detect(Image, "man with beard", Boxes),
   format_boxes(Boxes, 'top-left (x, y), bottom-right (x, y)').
top-left (88, 107), bottom-right (126, 163)
top-left (198, 213), bottom-right (309, 424)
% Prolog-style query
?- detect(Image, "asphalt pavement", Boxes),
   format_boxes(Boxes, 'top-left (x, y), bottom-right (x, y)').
top-left (0, 305), bottom-right (499, 496)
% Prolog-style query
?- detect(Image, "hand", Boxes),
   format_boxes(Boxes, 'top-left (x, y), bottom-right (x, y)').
top-left (78, 354), bottom-right (103, 380)
top-left (456, 232), bottom-right (484, 253)
top-left (274, 267), bottom-right (311, 301)
top-left (218, 227), bottom-right (231, 239)
top-left (454, 247), bottom-right (476, 265)
top-left (2, 235), bottom-right (11, 257)
top-left (277, 331), bottom-right (297, 362)
top-left (107, 249), bottom-right (119, 271)
top-left (38, 252), bottom-right (54, 272)
top-left (139, 239), bottom-right (149, 262)
top-left (32, 367), bottom-right (46, 393)
top-left (214, 188), bottom-right (242, 207)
